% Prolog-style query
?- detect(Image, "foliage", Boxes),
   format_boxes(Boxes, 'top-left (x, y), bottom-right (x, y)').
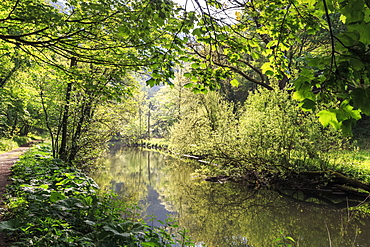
top-left (236, 89), bottom-right (348, 171)
top-left (0, 80), bottom-right (42, 138)
top-left (0, 145), bottom-right (193, 246)
top-left (36, 64), bottom-right (140, 165)
top-left (0, 0), bottom-right (193, 80)
top-left (180, 0), bottom-right (370, 133)
top-left (170, 89), bottom-right (349, 175)
top-left (0, 135), bottom-right (33, 152)
top-left (151, 155), bottom-right (370, 246)
top-left (12, 136), bottom-right (30, 146)
top-left (273, 233), bottom-right (296, 247)
top-left (170, 90), bottom-right (235, 156)
top-left (0, 0), bottom-right (197, 164)
top-left (0, 138), bottom-right (18, 152)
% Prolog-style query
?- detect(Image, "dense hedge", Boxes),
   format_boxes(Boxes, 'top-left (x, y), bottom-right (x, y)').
top-left (0, 145), bottom-right (192, 247)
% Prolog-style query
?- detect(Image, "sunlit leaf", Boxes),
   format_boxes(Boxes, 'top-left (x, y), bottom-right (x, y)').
top-left (230, 79), bottom-right (239, 87)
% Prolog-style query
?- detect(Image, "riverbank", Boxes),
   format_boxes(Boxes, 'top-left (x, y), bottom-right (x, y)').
top-left (0, 145), bottom-right (192, 246)
top-left (129, 138), bottom-right (370, 206)
top-left (91, 145), bottom-right (370, 246)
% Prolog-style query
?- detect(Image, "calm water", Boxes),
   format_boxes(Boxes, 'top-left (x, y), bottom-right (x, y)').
top-left (92, 144), bottom-right (370, 247)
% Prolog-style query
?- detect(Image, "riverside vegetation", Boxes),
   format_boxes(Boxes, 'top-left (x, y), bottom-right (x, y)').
top-left (168, 89), bottom-right (370, 206)
top-left (0, 145), bottom-right (193, 246)
top-left (1, 0), bottom-right (370, 245)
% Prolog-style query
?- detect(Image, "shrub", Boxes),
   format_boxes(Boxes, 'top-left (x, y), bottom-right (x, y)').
top-left (0, 138), bottom-right (18, 152)
top-left (234, 89), bottom-right (348, 171)
top-left (170, 91), bottom-right (236, 157)
top-left (0, 145), bottom-right (192, 246)
top-left (170, 89), bottom-right (348, 174)
top-left (12, 136), bottom-right (30, 146)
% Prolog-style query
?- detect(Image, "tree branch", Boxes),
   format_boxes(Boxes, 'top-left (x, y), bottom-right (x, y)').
top-left (190, 45), bottom-right (273, 90)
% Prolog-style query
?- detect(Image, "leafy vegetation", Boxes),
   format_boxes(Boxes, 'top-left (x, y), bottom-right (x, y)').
top-left (168, 87), bottom-right (370, 202)
top-left (0, 138), bottom-right (18, 153)
top-left (1, 0), bottom-right (370, 164)
top-left (0, 145), bottom-right (192, 246)
top-left (1, 0), bottom-right (370, 244)
top-left (183, 0), bottom-right (370, 134)
top-left (0, 0), bottom-right (196, 164)
top-left (171, 89), bottom-right (344, 171)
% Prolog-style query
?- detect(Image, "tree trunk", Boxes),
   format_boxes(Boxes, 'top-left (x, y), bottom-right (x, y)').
top-left (59, 57), bottom-right (77, 160)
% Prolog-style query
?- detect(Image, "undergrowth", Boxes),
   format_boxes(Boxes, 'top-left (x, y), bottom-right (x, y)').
top-left (0, 145), bottom-right (193, 247)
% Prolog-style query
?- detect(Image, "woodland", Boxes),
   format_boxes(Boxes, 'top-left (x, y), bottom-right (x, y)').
top-left (1, 0), bottom-right (370, 244)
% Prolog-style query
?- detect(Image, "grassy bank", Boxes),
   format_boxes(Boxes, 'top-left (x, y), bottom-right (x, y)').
top-left (0, 134), bottom-right (43, 154)
top-left (0, 145), bottom-right (192, 247)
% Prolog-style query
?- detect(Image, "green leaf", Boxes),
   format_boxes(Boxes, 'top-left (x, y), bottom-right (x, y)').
top-left (50, 191), bottom-right (66, 203)
top-left (146, 78), bottom-right (156, 87)
top-left (342, 119), bottom-right (357, 136)
top-left (261, 62), bottom-right (273, 74)
top-left (317, 110), bottom-right (341, 129)
top-left (352, 88), bottom-right (370, 115)
top-left (285, 236), bottom-right (296, 242)
top-left (192, 28), bottom-right (202, 37)
top-left (0, 219), bottom-right (21, 232)
top-left (38, 184), bottom-right (49, 190)
top-left (183, 83), bottom-right (193, 88)
top-left (230, 79), bottom-right (240, 87)
top-left (341, 102), bottom-right (362, 120)
top-left (299, 98), bottom-right (316, 110)
top-left (293, 90), bottom-right (315, 101)
top-left (141, 242), bottom-right (157, 247)
top-left (191, 63), bottom-right (200, 69)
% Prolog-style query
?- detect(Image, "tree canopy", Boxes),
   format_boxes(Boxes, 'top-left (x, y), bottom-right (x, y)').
top-left (0, 0), bottom-right (195, 84)
top-left (2, 0), bottom-right (370, 161)
top-left (182, 0), bottom-right (370, 134)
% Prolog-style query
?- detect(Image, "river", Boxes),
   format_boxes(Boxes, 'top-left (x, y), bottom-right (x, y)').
top-left (92, 144), bottom-right (370, 246)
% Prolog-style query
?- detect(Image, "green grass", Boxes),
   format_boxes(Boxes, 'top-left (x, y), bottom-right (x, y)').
top-left (328, 149), bottom-right (370, 183)
top-left (0, 138), bottom-right (18, 153)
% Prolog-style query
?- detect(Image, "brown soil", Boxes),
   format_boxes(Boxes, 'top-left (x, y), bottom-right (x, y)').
top-left (0, 147), bottom-right (31, 247)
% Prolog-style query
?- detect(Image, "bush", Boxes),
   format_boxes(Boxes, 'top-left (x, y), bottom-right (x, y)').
top-left (170, 91), bottom-right (236, 157)
top-left (12, 136), bottom-right (30, 146)
top-left (0, 145), bottom-right (193, 247)
top-left (235, 89), bottom-right (347, 171)
top-left (170, 89), bottom-right (348, 174)
top-left (0, 138), bottom-right (18, 152)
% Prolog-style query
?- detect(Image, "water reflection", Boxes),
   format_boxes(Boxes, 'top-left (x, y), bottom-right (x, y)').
top-left (92, 145), bottom-right (370, 246)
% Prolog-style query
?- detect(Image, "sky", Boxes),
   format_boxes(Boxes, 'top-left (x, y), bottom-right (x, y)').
top-left (172, 0), bottom-right (205, 11)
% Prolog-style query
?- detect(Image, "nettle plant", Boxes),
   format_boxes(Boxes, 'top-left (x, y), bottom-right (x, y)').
top-left (0, 145), bottom-right (193, 247)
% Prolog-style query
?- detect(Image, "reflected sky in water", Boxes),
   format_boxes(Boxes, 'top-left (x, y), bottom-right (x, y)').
top-left (92, 145), bottom-right (370, 247)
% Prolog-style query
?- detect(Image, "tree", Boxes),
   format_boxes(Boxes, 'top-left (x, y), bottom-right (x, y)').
top-left (0, 0), bottom-right (197, 162)
top-left (180, 0), bottom-right (370, 133)
top-left (33, 59), bottom-right (139, 164)
top-left (0, 0), bottom-right (193, 79)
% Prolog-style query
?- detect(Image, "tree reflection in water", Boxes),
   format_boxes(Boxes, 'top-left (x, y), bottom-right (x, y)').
top-left (92, 146), bottom-right (370, 247)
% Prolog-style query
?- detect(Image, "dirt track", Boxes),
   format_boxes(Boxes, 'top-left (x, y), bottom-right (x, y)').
top-left (0, 147), bottom-right (30, 247)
